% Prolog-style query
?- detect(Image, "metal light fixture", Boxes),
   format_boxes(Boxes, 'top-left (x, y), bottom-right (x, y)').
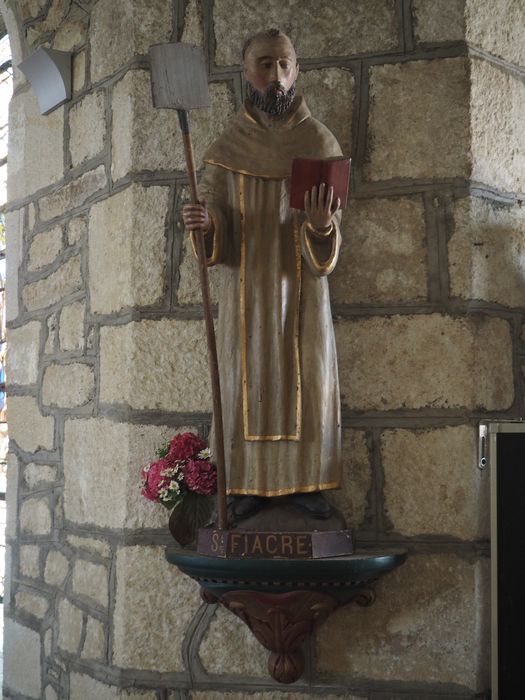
top-left (18, 47), bottom-right (71, 115)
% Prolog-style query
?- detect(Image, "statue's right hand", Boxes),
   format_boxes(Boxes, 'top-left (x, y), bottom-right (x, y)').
top-left (182, 200), bottom-right (210, 232)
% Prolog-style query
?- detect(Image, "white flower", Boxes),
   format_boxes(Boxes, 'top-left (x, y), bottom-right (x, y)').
top-left (198, 448), bottom-right (211, 459)
top-left (169, 480), bottom-right (181, 494)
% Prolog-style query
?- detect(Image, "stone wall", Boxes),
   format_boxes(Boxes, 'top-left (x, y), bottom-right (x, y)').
top-left (2, 0), bottom-right (524, 698)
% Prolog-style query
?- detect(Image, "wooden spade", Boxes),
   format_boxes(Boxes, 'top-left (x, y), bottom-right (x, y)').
top-left (149, 42), bottom-right (228, 531)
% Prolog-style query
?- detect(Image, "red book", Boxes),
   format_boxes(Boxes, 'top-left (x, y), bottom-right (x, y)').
top-left (290, 156), bottom-right (351, 210)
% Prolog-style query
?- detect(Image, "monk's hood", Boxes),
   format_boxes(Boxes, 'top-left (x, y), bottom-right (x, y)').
top-left (203, 96), bottom-right (341, 179)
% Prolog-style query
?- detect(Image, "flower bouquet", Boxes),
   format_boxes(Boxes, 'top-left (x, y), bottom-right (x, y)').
top-left (141, 432), bottom-right (217, 546)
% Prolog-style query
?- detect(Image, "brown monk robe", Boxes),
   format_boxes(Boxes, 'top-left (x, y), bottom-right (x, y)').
top-left (184, 30), bottom-right (343, 507)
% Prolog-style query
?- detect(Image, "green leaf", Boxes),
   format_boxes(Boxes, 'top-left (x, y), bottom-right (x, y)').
top-left (161, 496), bottom-right (183, 511)
top-left (155, 443), bottom-right (170, 459)
top-left (168, 493), bottom-right (215, 547)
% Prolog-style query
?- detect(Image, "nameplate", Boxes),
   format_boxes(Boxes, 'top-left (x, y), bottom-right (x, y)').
top-left (197, 528), bottom-right (353, 559)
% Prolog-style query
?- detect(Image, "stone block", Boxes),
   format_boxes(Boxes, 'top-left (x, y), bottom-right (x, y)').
top-left (39, 165), bottom-right (107, 221)
top-left (3, 618), bottom-right (42, 698)
top-left (8, 89), bottom-right (64, 201)
top-left (72, 559), bottom-right (109, 608)
top-left (20, 497), bottom-right (52, 535)
top-left (199, 605), bottom-right (267, 677)
top-left (63, 417), bottom-right (179, 529)
top-left (470, 58), bottom-right (525, 193)
top-left (382, 425), bottom-right (489, 538)
top-left (24, 463), bottom-right (57, 489)
top-left (413, 0), bottom-right (466, 43)
top-left (181, 0), bottom-right (204, 46)
top-left (81, 617), bottom-right (105, 660)
top-left (6, 453), bottom-right (19, 538)
top-left (45, 686), bottom-right (59, 700)
top-left (335, 314), bottom-right (513, 411)
top-left (365, 59), bottom-right (470, 181)
top-left (449, 196), bottom-right (525, 307)
top-left (316, 554), bottom-right (490, 691)
top-left (15, 589), bottom-right (50, 618)
top-left (3, 545), bottom-right (13, 607)
top-left (19, 0), bottom-right (48, 21)
top-left (4, 208), bottom-right (24, 321)
top-left (99, 320), bottom-right (211, 411)
top-left (111, 71), bottom-right (235, 180)
top-left (113, 545), bottom-right (201, 671)
top-left (69, 91), bottom-right (106, 167)
top-left (466, 0), bottom-right (525, 69)
top-left (23, 255), bottom-right (83, 311)
top-left (45, 313), bottom-right (58, 354)
top-left (7, 321), bottom-right (41, 385)
top-left (70, 673), bottom-right (157, 700)
top-left (54, 494), bottom-right (64, 529)
top-left (329, 429), bottom-right (371, 529)
top-left (67, 215), bottom-right (87, 245)
top-left (90, 0), bottom-right (172, 83)
top-left (52, 2), bottom-right (89, 51)
top-left (8, 396), bottom-right (54, 452)
top-left (44, 628), bottom-right (52, 657)
top-left (26, 0), bottom-right (70, 38)
top-left (57, 597), bottom-right (83, 653)
top-left (41, 362), bottom-right (95, 408)
top-left (72, 50), bottom-right (87, 93)
top-left (297, 67), bottom-right (354, 156)
top-left (44, 549), bottom-right (69, 586)
top-left (213, 0), bottom-right (398, 65)
top-left (67, 535), bottom-right (111, 558)
top-left (28, 225), bottom-right (63, 271)
top-left (59, 301), bottom-right (85, 351)
top-left (331, 196), bottom-right (427, 304)
top-left (88, 184), bottom-right (168, 313)
top-left (19, 544), bottom-right (41, 578)
top-left (28, 202), bottom-right (36, 231)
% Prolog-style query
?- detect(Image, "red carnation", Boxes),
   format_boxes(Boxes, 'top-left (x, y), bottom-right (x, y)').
top-left (141, 458), bottom-right (172, 501)
top-left (184, 459), bottom-right (217, 496)
top-left (168, 432), bottom-right (206, 461)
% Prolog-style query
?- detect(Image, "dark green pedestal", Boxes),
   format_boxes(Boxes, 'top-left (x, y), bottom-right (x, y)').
top-left (166, 547), bottom-right (407, 684)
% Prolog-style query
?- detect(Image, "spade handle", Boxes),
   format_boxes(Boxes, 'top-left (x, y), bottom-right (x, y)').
top-left (178, 109), bottom-right (228, 531)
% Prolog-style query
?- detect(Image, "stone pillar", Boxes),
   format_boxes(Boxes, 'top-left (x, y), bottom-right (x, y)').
top-left (1, 0), bottom-right (523, 698)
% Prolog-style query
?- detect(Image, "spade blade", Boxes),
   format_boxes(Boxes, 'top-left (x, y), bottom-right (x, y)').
top-left (149, 42), bottom-right (210, 110)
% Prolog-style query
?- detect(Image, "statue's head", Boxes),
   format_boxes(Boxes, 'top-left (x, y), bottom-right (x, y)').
top-left (242, 29), bottom-right (299, 117)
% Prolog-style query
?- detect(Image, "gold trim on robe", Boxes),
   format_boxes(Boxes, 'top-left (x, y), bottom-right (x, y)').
top-left (301, 219), bottom-right (341, 276)
top-left (227, 480), bottom-right (340, 497)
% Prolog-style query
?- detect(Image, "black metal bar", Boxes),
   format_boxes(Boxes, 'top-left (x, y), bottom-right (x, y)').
top-left (177, 109), bottom-right (190, 135)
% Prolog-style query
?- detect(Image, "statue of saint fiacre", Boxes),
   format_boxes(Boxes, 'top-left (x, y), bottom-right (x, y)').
top-left (183, 29), bottom-right (344, 520)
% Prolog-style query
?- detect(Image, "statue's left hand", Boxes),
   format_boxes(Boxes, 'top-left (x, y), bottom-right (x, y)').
top-left (304, 183), bottom-right (340, 233)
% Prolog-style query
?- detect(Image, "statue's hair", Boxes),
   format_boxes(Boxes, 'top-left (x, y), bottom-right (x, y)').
top-left (242, 28), bottom-right (294, 60)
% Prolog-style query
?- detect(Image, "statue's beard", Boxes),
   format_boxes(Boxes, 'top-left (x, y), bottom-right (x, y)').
top-left (246, 81), bottom-right (297, 117)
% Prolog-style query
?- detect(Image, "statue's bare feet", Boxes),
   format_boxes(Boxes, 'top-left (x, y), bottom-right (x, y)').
top-left (287, 492), bottom-right (332, 518)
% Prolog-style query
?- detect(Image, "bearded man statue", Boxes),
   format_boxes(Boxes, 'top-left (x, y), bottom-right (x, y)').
top-left (183, 29), bottom-right (344, 521)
